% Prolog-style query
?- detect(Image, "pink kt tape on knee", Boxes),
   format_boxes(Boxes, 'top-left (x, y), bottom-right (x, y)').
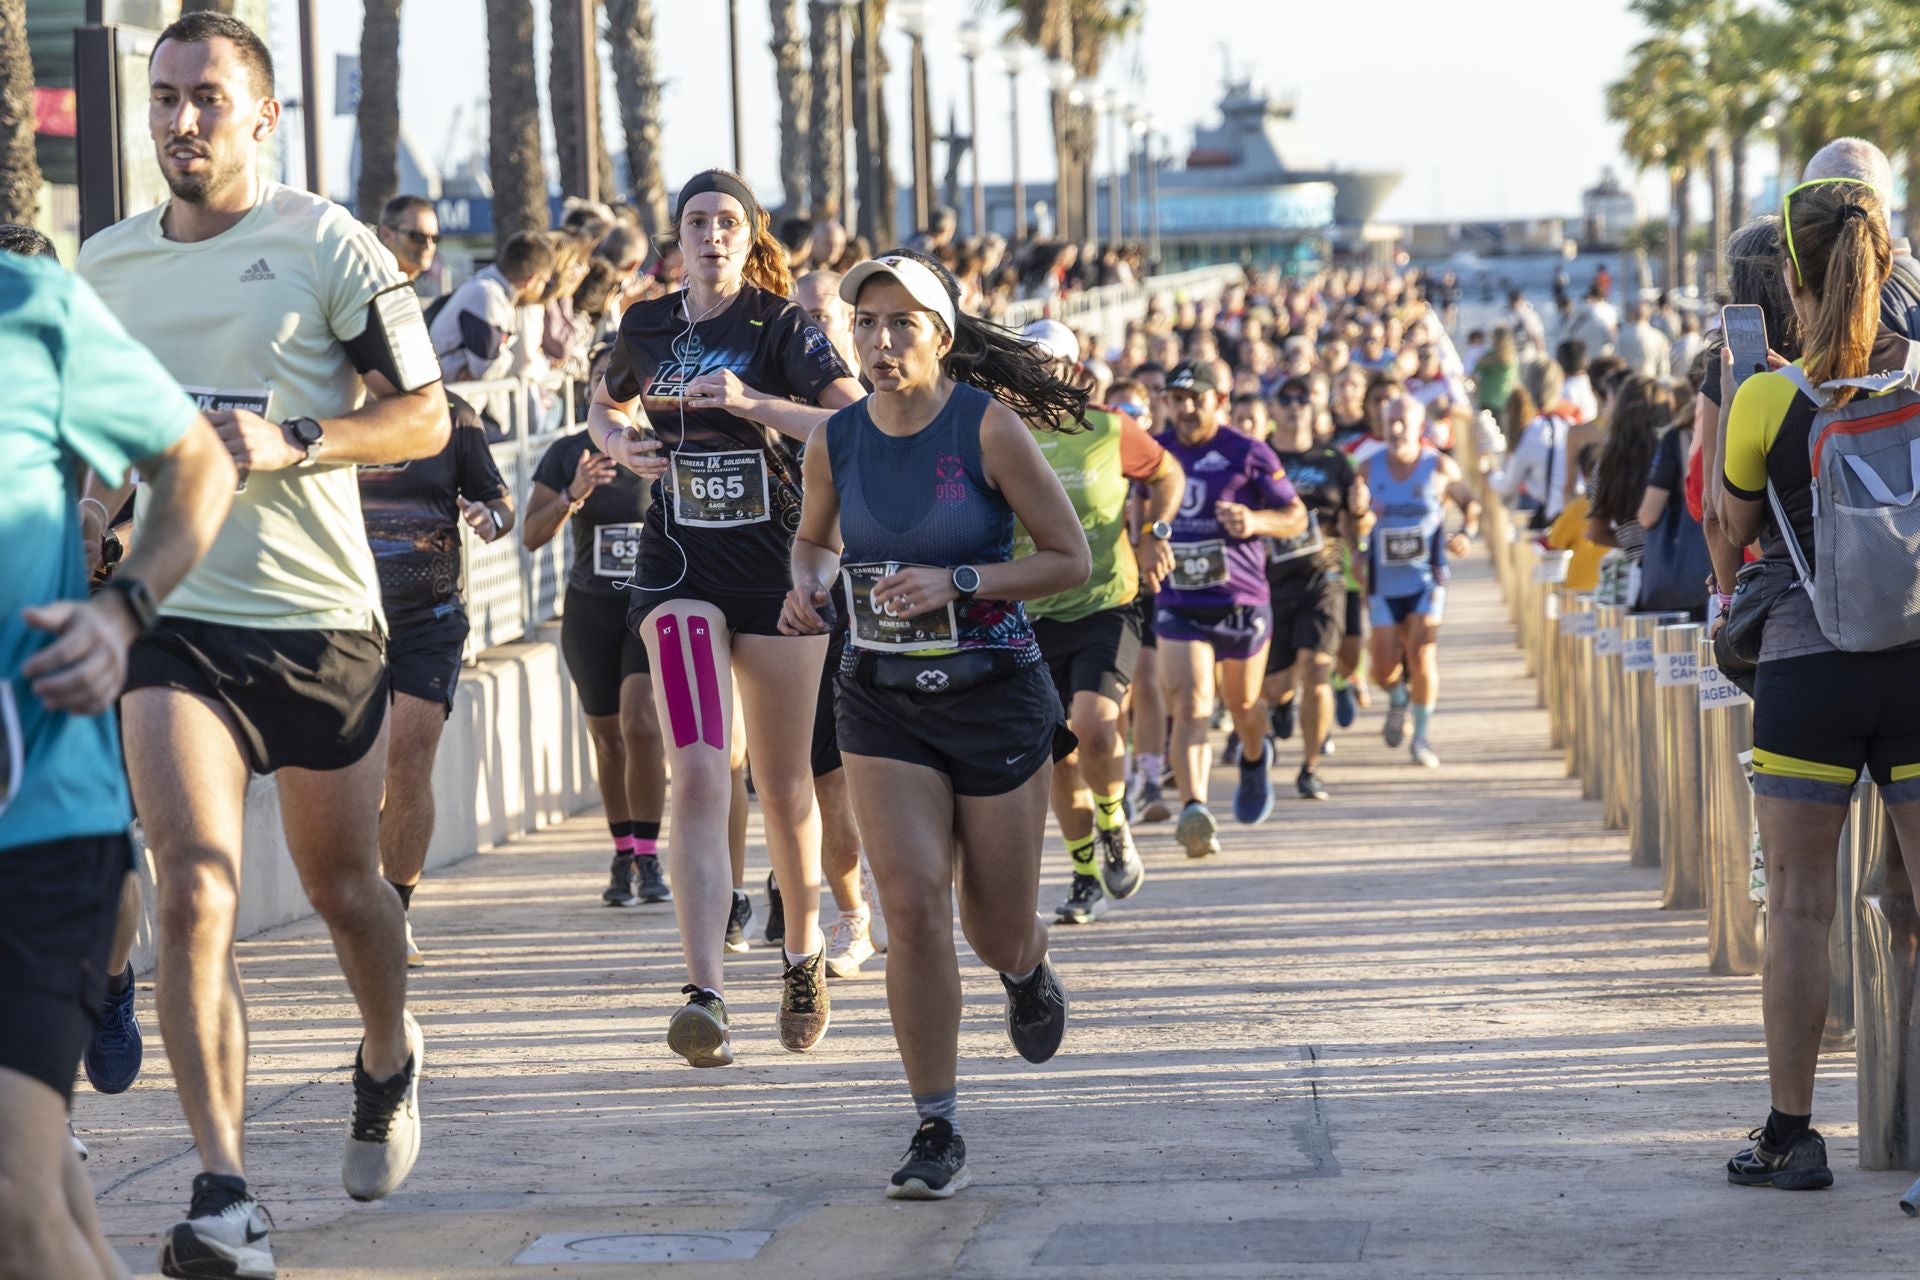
top-left (687, 618), bottom-right (726, 750)
top-left (654, 616), bottom-right (700, 748)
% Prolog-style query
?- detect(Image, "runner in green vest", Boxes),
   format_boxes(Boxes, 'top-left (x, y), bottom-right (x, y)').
top-left (1014, 322), bottom-right (1186, 923)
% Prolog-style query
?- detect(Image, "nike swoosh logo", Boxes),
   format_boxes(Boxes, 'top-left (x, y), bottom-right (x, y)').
top-left (245, 1226), bottom-right (269, 1243)
top-left (1005, 755), bottom-right (1023, 765)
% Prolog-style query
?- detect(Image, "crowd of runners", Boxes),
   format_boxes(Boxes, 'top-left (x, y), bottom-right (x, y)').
top-left (2, 14), bottom-right (1498, 1279)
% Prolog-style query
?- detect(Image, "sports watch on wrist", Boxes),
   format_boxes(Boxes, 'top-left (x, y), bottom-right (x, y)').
top-left (950, 564), bottom-right (981, 601)
top-left (104, 576), bottom-right (159, 635)
top-left (284, 416), bottom-right (325, 461)
top-left (1147, 520), bottom-right (1173, 541)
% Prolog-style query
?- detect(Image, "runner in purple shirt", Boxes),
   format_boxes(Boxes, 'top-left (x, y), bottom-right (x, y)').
top-left (1151, 362), bottom-right (1305, 854)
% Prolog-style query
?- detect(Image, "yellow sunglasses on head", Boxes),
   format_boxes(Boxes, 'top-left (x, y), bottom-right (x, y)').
top-left (1782, 176), bottom-right (1877, 286)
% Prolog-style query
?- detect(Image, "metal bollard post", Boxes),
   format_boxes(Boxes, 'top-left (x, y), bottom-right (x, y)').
top-left (1531, 549), bottom-right (1570, 716)
top-left (1568, 594), bottom-right (1600, 798)
top-left (1823, 782), bottom-right (1872, 1050)
top-left (1594, 603), bottom-right (1628, 830)
top-left (1654, 623), bottom-right (1706, 909)
top-left (1853, 788), bottom-right (1920, 1171)
top-left (1552, 587), bottom-right (1581, 772)
top-left (1699, 639), bottom-right (1764, 976)
top-left (1625, 612), bottom-right (1688, 870)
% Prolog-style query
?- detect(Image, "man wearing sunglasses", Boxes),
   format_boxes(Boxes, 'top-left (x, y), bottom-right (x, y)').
top-left (377, 195), bottom-right (440, 284)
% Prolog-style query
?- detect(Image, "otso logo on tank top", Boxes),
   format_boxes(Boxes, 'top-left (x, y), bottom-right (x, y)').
top-left (935, 454), bottom-right (967, 504)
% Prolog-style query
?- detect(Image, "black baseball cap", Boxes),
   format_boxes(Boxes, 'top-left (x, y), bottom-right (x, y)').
top-left (1166, 361), bottom-right (1220, 394)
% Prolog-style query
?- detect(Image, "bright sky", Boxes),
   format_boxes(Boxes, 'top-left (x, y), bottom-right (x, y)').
top-left (281, 0), bottom-right (1677, 225)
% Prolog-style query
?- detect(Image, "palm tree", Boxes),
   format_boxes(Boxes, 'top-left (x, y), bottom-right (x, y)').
top-left (487, 0), bottom-right (550, 246)
top-left (1608, 34), bottom-right (1712, 290)
top-left (852, 0), bottom-right (896, 245)
top-left (0, 0), bottom-right (37, 225)
top-left (551, 0), bottom-right (614, 201)
top-left (769, 0), bottom-right (812, 213)
top-left (355, 0), bottom-right (403, 222)
top-left (1005, 0), bottom-right (1140, 244)
top-left (807, 1), bottom-right (845, 221)
top-left (606, 0), bottom-right (670, 237)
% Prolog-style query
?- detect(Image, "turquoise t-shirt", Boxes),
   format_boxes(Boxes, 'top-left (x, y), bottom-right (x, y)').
top-left (0, 256), bottom-right (197, 852)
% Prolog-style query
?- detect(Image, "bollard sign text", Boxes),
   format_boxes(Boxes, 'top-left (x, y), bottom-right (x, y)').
top-left (1654, 649), bottom-right (1699, 687)
top-left (1561, 609), bottom-right (1597, 636)
top-left (1595, 626), bottom-right (1622, 658)
top-left (1623, 636), bottom-right (1657, 672)
top-left (1697, 658), bottom-right (1751, 709)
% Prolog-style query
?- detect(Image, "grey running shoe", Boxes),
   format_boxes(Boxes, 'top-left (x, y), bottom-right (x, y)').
top-left (1097, 824), bottom-right (1145, 899)
top-left (667, 985), bottom-right (733, 1067)
top-left (1138, 778), bottom-right (1172, 824)
top-left (1175, 800), bottom-right (1221, 859)
top-left (1383, 701), bottom-right (1409, 748)
top-left (724, 890), bottom-right (752, 953)
top-left (1055, 872), bottom-right (1107, 924)
top-left (1001, 957), bottom-right (1069, 1063)
top-left (601, 853), bottom-right (639, 907)
top-left (1727, 1126), bottom-right (1833, 1190)
top-left (887, 1118), bottom-right (970, 1200)
top-left (342, 1011), bottom-right (423, 1202)
top-left (1410, 737), bottom-right (1440, 769)
top-left (1297, 766), bottom-right (1330, 800)
top-left (635, 855), bottom-right (671, 903)
top-left (159, 1174), bottom-right (276, 1279)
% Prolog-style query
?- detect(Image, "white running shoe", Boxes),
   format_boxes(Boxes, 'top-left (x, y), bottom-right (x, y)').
top-left (342, 1010), bottom-right (423, 1202)
top-left (862, 861), bottom-right (888, 953)
top-left (1410, 737), bottom-right (1440, 769)
top-left (403, 917), bottom-right (425, 968)
top-left (69, 1121), bottom-right (88, 1161)
top-left (159, 1173), bottom-right (276, 1279)
top-left (824, 911), bottom-right (877, 978)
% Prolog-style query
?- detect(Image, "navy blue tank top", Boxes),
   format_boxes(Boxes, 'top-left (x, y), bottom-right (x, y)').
top-left (826, 382), bottom-right (1038, 661)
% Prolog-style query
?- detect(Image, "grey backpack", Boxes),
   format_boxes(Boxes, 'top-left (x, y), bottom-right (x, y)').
top-left (1775, 342), bottom-right (1920, 652)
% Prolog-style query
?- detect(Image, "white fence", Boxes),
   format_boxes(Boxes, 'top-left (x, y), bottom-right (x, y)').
top-left (1001, 263), bottom-right (1248, 351)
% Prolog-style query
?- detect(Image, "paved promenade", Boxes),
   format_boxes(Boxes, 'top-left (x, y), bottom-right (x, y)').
top-left (79, 555), bottom-right (1916, 1277)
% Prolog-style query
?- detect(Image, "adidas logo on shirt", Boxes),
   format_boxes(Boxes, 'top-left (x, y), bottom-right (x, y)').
top-left (238, 258), bottom-right (275, 283)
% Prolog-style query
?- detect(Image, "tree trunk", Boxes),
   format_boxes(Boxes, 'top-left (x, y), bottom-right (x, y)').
top-left (606, 0), bottom-right (668, 237)
top-left (550, 0), bottom-right (605, 201)
top-left (1706, 140), bottom-right (1727, 297)
top-left (487, 0), bottom-right (549, 247)
top-left (180, 0), bottom-right (236, 12)
top-left (852, 0), bottom-right (895, 246)
top-left (1673, 163), bottom-right (1694, 294)
top-left (354, 0), bottom-right (403, 222)
top-left (1728, 126), bottom-right (1748, 232)
top-left (0, 0), bottom-right (40, 226)
top-left (807, 1), bottom-right (843, 221)
top-left (768, 0), bottom-right (810, 213)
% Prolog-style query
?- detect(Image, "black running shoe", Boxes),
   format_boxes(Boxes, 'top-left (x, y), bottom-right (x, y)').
top-left (1296, 766), bottom-right (1329, 801)
top-left (1727, 1126), bottom-right (1833, 1190)
top-left (601, 853), bottom-right (639, 907)
top-left (1270, 698), bottom-right (1296, 740)
top-left (887, 1117), bottom-right (971, 1200)
top-left (1001, 957), bottom-right (1068, 1063)
top-left (763, 872), bottom-right (786, 947)
top-left (1055, 872), bottom-right (1107, 924)
top-left (724, 890), bottom-right (752, 953)
top-left (635, 855), bottom-right (670, 903)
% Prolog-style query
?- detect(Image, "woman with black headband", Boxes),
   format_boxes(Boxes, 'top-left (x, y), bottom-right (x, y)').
top-left (779, 248), bottom-right (1092, 1199)
top-left (588, 169), bottom-right (865, 1067)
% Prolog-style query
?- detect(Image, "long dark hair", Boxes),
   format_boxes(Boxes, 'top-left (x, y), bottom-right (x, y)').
top-left (876, 246), bottom-right (1090, 431)
top-left (1591, 374), bottom-right (1673, 524)
top-left (1716, 215), bottom-right (1800, 369)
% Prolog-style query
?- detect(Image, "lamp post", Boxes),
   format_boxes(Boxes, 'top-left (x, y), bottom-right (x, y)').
top-left (892, 0), bottom-right (934, 234)
top-left (1000, 45), bottom-right (1034, 242)
top-left (956, 19), bottom-right (989, 238)
top-left (1147, 127), bottom-right (1163, 269)
top-left (1102, 88), bottom-right (1125, 249)
top-left (727, 0), bottom-right (744, 172)
top-left (1045, 58), bottom-right (1076, 242)
top-left (1125, 107), bottom-right (1146, 241)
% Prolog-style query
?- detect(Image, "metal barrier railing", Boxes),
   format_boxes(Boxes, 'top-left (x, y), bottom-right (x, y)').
top-left (1473, 464), bottom-right (1920, 1174)
top-left (1001, 264), bottom-right (1248, 348)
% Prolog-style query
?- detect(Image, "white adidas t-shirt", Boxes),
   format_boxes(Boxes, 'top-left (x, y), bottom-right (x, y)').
top-left (78, 181), bottom-right (410, 632)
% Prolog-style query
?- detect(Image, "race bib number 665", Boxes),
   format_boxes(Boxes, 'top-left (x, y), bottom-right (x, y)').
top-left (672, 449), bottom-right (771, 528)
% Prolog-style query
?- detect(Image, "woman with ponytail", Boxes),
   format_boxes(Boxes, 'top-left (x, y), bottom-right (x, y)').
top-left (1717, 177), bottom-right (1920, 1191)
top-left (588, 169), bottom-right (865, 1068)
top-left (779, 248), bottom-right (1092, 1200)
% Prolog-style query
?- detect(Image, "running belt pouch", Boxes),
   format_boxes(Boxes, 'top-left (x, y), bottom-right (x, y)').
top-left (1718, 556), bottom-right (1796, 670)
top-left (854, 648), bottom-right (1016, 695)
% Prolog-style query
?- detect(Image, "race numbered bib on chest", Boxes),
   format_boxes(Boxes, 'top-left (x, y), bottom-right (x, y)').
top-left (841, 562), bottom-right (961, 653)
top-left (593, 523), bottom-right (644, 578)
top-left (1381, 525), bottom-right (1427, 565)
top-left (671, 449), bottom-right (770, 528)
top-left (1169, 539), bottom-right (1230, 590)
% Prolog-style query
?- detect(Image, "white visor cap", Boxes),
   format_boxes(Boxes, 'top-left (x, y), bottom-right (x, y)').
top-left (1019, 318), bottom-right (1079, 362)
top-left (840, 255), bottom-right (958, 337)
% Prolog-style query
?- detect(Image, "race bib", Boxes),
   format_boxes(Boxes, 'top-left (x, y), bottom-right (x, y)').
top-left (671, 449), bottom-right (770, 528)
top-left (1267, 513), bottom-right (1325, 567)
top-left (1169, 540), bottom-right (1230, 590)
top-left (1381, 525), bottom-right (1427, 565)
top-left (593, 523), bottom-right (644, 578)
top-left (841, 562), bottom-right (961, 653)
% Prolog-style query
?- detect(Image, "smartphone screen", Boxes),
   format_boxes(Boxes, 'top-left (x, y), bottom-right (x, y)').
top-left (1722, 304), bottom-right (1770, 391)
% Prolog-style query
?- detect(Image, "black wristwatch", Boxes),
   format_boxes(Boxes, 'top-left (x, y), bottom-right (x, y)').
top-left (284, 416), bottom-right (325, 461)
top-left (104, 575), bottom-right (159, 634)
top-left (951, 564), bottom-right (981, 601)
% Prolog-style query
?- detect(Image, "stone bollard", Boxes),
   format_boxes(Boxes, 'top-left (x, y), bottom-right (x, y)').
top-left (1852, 789), bottom-right (1920, 1172)
top-left (1654, 624), bottom-right (1706, 909)
top-left (1698, 639), bottom-right (1764, 976)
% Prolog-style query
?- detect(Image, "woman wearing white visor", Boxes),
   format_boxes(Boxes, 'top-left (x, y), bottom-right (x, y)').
top-left (780, 249), bottom-right (1092, 1199)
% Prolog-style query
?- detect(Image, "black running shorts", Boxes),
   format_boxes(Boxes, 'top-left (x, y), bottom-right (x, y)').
top-left (1344, 588), bottom-right (1367, 639)
top-left (628, 583), bottom-right (787, 639)
top-left (836, 661), bottom-right (1075, 796)
top-left (1032, 605), bottom-right (1142, 713)
top-left (387, 606), bottom-right (469, 713)
top-left (1137, 590), bottom-right (1158, 649)
top-left (126, 620), bottom-right (388, 775)
top-left (561, 588), bottom-right (651, 718)
top-left (812, 628), bottom-right (847, 778)
top-left (0, 834), bottom-right (130, 1101)
top-left (1265, 571), bottom-right (1345, 672)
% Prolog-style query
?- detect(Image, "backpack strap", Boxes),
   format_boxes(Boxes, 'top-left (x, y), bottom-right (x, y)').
top-left (1775, 363), bottom-right (1825, 406)
top-left (1765, 478), bottom-right (1813, 585)
top-left (1839, 438), bottom-right (1920, 506)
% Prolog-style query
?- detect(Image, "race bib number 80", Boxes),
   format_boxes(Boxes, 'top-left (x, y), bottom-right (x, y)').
top-left (671, 449), bottom-right (771, 528)
top-left (1169, 539), bottom-right (1230, 590)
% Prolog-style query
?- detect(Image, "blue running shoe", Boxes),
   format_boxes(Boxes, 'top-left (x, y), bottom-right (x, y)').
top-left (1233, 738), bottom-right (1275, 825)
top-left (1333, 680), bottom-right (1357, 728)
top-left (85, 969), bottom-right (143, 1095)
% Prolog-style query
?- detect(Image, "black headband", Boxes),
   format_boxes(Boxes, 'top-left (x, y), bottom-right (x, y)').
top-left (675, 171), bottom-right (762, 232)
